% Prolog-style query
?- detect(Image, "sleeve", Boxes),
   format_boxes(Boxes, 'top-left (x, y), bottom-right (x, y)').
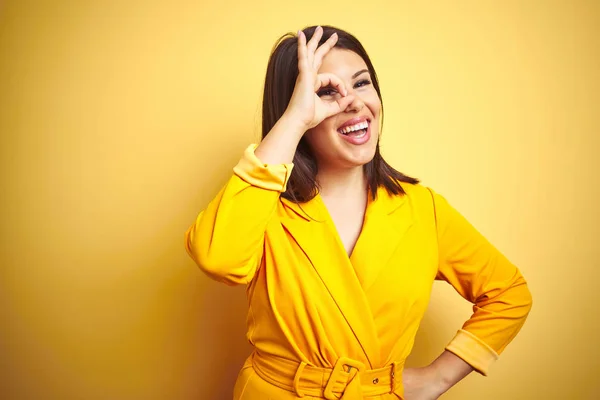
top-left (184, 144), bottom-right (293, 286)
top-left (428, 188), bottom-right (533, 376)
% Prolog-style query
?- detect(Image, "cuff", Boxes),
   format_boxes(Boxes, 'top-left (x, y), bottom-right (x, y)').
top-left (445, 329), bottom-right (499, 376)
top-left (233, 144), bottom-right (294, 192)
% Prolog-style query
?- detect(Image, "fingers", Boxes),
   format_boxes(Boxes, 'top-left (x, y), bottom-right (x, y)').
top-left (313, 32), bottom-right (337, 70)
top-left (316, 73), bottom-right (347, 96)
top-left (317, 73), bottom-right (355, 119)
top-left (297, 30), bottom-right (308, 74)
top-left (324, 94), bottom-right (356, 119)
top-left (337, 94), bottom-right (356, 111)
top-left (299, 26), bottom-right (338, 75)
top-left (306, 26), bottom-right (323, 66)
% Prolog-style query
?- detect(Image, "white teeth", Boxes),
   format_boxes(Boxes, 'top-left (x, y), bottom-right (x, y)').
top-left (339, 121), bottom-right (368, 134)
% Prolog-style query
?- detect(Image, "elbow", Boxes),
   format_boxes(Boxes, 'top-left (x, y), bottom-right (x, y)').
top-left (185, 230), bottom-right (257, 285)
top-left (198, 253), bottom-right (256, 286)
top-left (523, 284), bottom-right (533, 315)
top-left (518, 270), bottom-right (533, 310)
top-left (512, 276), bottom-right (533, 319)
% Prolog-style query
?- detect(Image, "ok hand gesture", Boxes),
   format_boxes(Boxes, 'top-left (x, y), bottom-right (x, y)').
top-left (284, 26), bottom-right (356, 131)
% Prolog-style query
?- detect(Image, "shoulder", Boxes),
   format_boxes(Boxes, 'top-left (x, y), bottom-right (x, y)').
top-left (374, 182), bottom-right (438, 219)
top-left (397, 181), bottom-right (436, 205)
top-left (398, 182), bottom-right (456, 215)
top-left (394, 182), bottom-right (445, 223)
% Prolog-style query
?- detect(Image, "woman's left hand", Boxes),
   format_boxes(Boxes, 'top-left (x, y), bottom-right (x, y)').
top-left (402, 366), bottom-right (445, 400)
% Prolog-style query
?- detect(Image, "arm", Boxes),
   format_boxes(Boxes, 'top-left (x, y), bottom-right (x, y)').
top-left (184, 27), bottom-right (354, 285)
top-left (403, 351), bottom-right (473, 399)
top-left (184, 144), bottom-right (294, 285)
top-left (430, 188), bottom-right (532, 376)
top-left (404, 189), bottom-right (532, 398)
top-left (185, 109), bottom-right (309, 286)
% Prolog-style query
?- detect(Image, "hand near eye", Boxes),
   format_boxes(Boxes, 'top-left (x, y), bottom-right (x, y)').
top-left (284, 26), bottom-right (355, 131)
top-left (254, 26), bottom-right (355, 165)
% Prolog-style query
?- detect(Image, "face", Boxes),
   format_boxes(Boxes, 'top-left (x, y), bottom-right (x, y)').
top-left (304, 48), bottom-right (381, 171)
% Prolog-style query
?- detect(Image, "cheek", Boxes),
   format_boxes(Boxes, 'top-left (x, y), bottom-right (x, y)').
top-left (305, 123), bottom-right (336, 150)
top-left (311, 119), bottom-right (337, 139)
top-left (362, 91), bottom-right (381, 117)
top-left (368, 99), bottom-right (382, 118)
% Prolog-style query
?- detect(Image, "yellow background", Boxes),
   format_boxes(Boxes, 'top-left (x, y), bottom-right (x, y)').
top-left (1, 1), bottom-right (598, 398)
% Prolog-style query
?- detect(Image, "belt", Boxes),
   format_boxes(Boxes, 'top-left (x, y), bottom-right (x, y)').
top-left (251, 352), bottom-right (404, 399)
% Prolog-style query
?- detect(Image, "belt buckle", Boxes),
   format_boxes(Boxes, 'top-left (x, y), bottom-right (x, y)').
top-left (324, 357), bottom-right (365, 400)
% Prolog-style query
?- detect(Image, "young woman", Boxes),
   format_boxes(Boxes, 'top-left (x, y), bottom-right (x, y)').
top-left (185, 25), bottom-right (532, 400)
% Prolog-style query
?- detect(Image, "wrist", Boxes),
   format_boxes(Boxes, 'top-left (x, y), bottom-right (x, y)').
top-left (422, 364), bottom-right (450, 396)
top-left (427, 351), bottom-right (475, 395)
top-left (278, 112), bottom-right (309, 138)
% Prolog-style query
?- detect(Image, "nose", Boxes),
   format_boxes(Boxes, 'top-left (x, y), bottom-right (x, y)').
top-left (345, 89), bottom-right (365, 113)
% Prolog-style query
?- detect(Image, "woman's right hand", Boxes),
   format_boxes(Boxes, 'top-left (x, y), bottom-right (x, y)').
top-left (255, 27), bottom-right (355, 165)
top-left (284, 26), bottom-right (356, 131)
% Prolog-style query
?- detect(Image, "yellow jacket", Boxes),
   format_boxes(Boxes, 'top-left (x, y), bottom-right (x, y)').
top-left (185, 145), bottom-right (532, 399)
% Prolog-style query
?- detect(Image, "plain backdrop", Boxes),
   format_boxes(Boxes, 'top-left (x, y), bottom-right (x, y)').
top-left (1, 1), bottom-right (598, 399)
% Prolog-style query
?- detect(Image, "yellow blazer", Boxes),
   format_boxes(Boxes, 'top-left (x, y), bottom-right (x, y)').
top-left (185, 145), bottom-right (532, 399)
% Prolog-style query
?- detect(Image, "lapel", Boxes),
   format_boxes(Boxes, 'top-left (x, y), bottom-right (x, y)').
top-left (278, 185), bottom-right (413, 368)
top-left (351, 185), bottom-right (415, 291)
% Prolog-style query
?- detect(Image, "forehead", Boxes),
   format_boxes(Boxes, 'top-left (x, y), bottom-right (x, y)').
top-left (317, 48), bottom-right (369, 77)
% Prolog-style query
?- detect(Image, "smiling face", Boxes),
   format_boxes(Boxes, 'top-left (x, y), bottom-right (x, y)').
top-left (304, 48), bottom-right (381, 171)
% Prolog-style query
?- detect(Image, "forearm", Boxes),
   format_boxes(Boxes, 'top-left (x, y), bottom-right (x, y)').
top-left (255, 113), bottom-right (306, 164)
top-left (402, 350), bottom-right (474, 399)
top-left (429, 350), bottom-right (474, 395)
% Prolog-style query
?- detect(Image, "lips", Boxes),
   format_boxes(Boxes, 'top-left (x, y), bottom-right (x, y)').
top-left (337, 117), bottom-right (371, 135)
top-left (337, 118), bottom-right (371, 145)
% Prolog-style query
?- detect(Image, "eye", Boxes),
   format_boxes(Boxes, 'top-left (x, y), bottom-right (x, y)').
top-left (354, 79), bottom-right (371, 88)
top-left (317, 87), bottom-right (338, 97)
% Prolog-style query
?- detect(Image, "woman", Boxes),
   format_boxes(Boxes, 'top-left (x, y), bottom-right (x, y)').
top-left (185, 25), bottom-right (532, 399)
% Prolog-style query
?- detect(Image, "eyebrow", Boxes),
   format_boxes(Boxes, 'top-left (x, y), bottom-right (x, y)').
top-left (352, 69), bottom-right (369, 79)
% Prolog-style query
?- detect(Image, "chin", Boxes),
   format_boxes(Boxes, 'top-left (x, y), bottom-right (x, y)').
top-left (339, 140), bottom-right (378, 168)
top-left (309, 127), bottom-right (379, 169)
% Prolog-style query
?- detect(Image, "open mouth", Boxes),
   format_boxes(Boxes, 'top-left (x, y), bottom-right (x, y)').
top-left (337, 120), bottom-right (370, 138)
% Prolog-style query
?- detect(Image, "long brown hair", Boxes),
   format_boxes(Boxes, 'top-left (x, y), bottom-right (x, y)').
top-left (262, 25), bottom-right (418, 203)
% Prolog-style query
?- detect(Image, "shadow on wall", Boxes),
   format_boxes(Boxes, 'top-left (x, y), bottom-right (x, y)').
top-left (194, 278), bottom-right (251, 399)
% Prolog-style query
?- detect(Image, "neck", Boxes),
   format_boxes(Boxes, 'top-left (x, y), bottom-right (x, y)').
top-left (316, 165), bottom-right (368, 199)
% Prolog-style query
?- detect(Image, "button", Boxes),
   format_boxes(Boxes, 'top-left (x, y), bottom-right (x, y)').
top-left (372, 378), bottom-right (379, 384)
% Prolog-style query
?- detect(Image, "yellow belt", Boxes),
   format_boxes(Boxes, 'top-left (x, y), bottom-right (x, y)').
top-left (251, 352), bottom-right (404, 399)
